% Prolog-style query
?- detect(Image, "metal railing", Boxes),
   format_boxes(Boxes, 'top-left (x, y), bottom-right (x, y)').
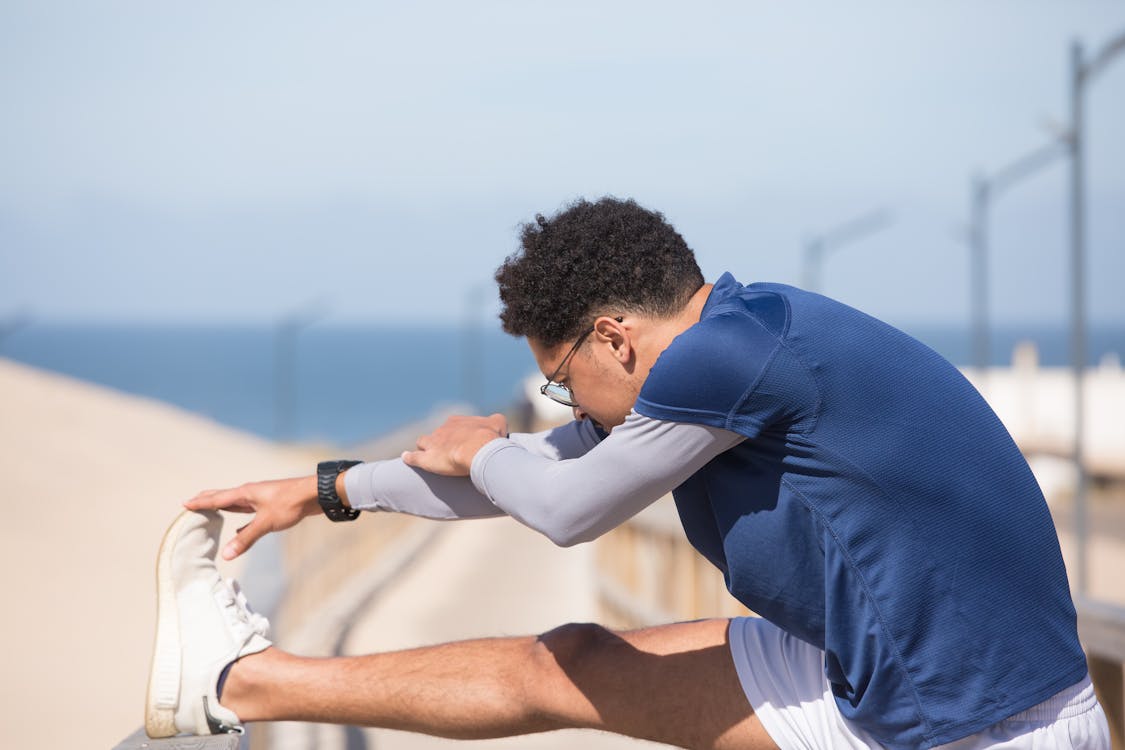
top-left (112, 728), bottom-right (240, 749)
top-left (1077, 599), bottom-right (1125, 748)
top-left (594, 496), bottom-right (749, 628)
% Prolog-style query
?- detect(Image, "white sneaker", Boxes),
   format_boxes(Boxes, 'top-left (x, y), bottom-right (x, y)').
top-left (145, 510), bottom-right (272, 737)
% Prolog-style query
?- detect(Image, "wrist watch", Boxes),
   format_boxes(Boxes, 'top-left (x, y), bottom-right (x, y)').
top-left (317, 460), bottom-right (362, 522)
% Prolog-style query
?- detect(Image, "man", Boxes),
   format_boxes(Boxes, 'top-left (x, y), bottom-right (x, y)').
top-left (147, 197), bottom-right (1108, 749)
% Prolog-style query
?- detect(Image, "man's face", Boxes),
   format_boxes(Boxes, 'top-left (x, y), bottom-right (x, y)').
top-left (528, 331), bottom-right (640, 431)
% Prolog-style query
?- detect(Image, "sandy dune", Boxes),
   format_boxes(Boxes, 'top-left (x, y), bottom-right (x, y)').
top-left (0, 358), bottom-right (312, 748)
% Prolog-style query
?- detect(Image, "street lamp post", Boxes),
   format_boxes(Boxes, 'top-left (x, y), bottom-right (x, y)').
top-left (274, 302), bottom-right (328, 442)
top-left (801, 209), bottom-right (894, 294)
top-left (967, 138), bottom-right (1068, 375)
top-left (969, 175), bottom-right (990, 375)
top-left (0, 309), bottom-right (33, 350)
top-left (461, 283), bottom-right (489, 412)
top-left (1068, 30), bottom-right (1125, 600)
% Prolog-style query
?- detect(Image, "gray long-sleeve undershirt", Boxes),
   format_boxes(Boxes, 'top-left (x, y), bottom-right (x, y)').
top-left (344, 412), bottom-right (744, 546)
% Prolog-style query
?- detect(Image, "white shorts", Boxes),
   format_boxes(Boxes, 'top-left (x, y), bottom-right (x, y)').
top-left (728, 617), bottom-right (1110, 750)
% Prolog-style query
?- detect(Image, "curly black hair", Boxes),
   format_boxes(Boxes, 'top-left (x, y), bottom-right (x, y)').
top-left (495, 197), bottom-right (704, 346)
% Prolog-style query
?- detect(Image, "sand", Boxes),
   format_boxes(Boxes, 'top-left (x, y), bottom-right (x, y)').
top-left (0, 358), bottom-right (312, 748)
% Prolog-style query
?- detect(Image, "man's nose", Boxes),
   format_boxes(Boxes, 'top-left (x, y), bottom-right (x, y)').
top-left (572, 406), bottom-right (589, 421)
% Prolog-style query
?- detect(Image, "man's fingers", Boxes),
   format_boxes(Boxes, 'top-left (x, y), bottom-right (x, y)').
top-left (222, 518), bottom-right (267, 561)
top-left (402, 449), bottom-right (440, 473)
top-left (487, 412), bottom-right (508, 435)
top-left (183, 489), bottom-right (220, 510)
top-left (184, 486), bottom-right (253, 512)
top-left (401, 448), bottom-right (461, 476)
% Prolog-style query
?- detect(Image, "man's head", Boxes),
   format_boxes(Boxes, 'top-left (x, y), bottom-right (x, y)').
top-left (495, 196), bottom-right (704, 347)
top-left (495, 197), bottom-right (706, 429)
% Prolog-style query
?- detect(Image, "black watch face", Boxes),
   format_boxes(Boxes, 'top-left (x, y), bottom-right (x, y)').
top-left (318, 461), bottom-right (360, 521)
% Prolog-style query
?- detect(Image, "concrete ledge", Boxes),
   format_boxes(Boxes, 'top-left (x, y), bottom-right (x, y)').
top-left (1077, 601), bottom-right (1125, 750)
top-left (113, 728), bottom-right (240, 750)
top-left (1078, 600), bottom-right (1125, 663)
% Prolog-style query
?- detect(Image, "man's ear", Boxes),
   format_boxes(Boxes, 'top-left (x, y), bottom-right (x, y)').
top-left (593, 315), bottom-right (632, 363)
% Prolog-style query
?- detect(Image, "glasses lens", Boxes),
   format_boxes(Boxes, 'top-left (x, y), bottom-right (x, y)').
top-left (541, 382), bottom-right (578, 407)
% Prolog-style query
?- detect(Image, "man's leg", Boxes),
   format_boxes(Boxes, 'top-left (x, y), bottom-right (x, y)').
top-left (222, 618), bottom-right (780, 750)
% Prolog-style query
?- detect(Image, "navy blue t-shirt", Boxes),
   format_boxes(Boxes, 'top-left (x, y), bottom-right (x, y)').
top-left (634, 273), bottom-right (1086, 749)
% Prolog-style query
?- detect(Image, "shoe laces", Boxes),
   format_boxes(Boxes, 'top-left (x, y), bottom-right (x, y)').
top-left (214, 578), bottom-right (270, 641)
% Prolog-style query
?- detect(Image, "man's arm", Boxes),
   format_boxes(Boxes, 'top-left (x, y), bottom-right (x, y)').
top-left (357, 412), bottom-right (742, 545)
top-left (188, 413), bottom-right (741, 556)
top-left (184, 418), bottom-right (606, 559)
top-left (343, 417), bottom-right (605, 518)
top-left (468, 412), bottom-right (743, 546)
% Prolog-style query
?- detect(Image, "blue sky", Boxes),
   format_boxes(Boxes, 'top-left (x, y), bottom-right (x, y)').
top-left (2, 1), bottom-right (1123, 329)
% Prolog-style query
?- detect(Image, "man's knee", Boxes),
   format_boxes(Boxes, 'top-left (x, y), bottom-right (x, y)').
top-left (535, 622), bottom-right (617, 669)
top-left (523, 623), bottom-right (619, 718)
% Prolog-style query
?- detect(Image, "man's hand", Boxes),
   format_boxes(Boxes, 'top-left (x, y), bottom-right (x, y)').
top-left (401, 413), bottom-right (508, 477)
top-left (184, 475), bottom-right (320, 560)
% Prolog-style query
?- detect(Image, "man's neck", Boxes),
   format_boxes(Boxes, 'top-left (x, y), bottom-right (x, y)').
top-left (633, 283), bottom-right (714, 373)
top-left (682, 283), bottom-right (714, 328)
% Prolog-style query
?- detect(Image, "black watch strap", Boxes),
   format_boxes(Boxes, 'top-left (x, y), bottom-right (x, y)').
top-left (317, 460), bottom-right (362, 522)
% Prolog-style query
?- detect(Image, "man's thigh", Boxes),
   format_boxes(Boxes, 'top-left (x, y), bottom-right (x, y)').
top-left (533, 618), bottom-right (780, 750)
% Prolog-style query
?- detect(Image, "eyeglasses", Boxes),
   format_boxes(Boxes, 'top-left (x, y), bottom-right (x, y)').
top-left (538, 317), bottom-right (622, 408)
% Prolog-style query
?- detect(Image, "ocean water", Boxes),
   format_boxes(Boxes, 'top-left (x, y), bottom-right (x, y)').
top-left (1, 321), bottom-right (1121, 446)
top-left (0, 323), bottom-right (536, 446)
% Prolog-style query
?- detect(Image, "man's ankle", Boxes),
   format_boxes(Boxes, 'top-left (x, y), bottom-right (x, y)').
top-left (219, 647), bottom-right (273, 721)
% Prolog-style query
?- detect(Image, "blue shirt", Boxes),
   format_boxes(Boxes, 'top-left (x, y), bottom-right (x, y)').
top-left (634, 273), bottom-right (1087, 749)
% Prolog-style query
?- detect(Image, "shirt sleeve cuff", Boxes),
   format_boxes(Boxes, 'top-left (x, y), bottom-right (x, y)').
top-left (469, 437), bottom-right (517, 499)
top-left (343, 461), bottom-right (379, 512)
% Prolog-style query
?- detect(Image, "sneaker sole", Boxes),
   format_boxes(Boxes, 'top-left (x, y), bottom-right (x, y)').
top-left (144, 510), bottom-right (197, 738)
